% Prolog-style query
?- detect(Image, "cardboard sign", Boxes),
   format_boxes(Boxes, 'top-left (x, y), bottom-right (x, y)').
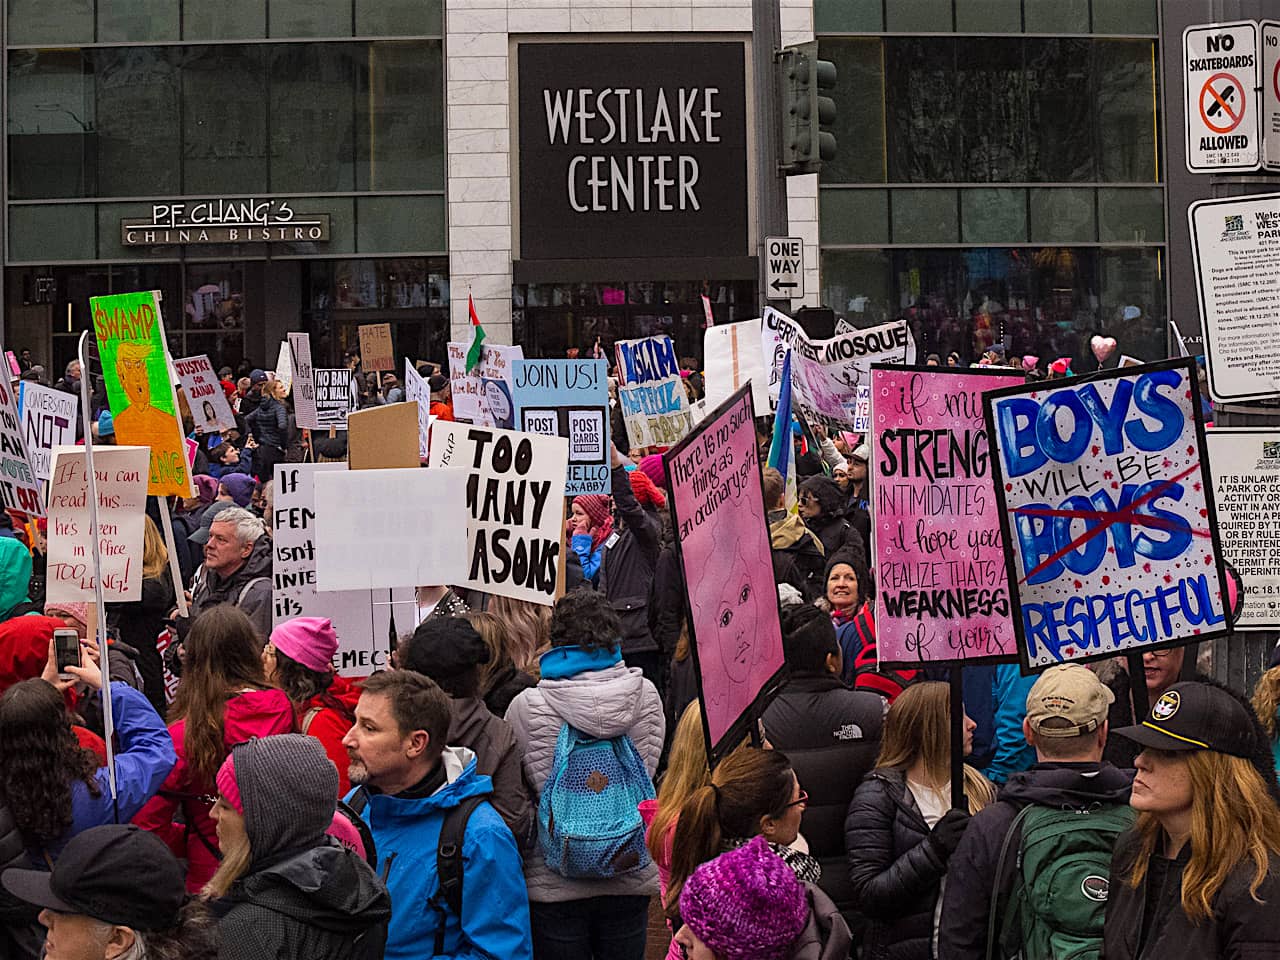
top-left (174, 354), bottom-right (236, 433)
top-left (314, 368), bottom-right (357, 429)
top-left (512, 359), bottom-right (610, 496)
top-left (313, 467), bottom-right (468, 591)
top-left (704, 319), bottom-right (770, 416)
top-left (429, 422), bottom-right (568, 605)
top-left (1183, 21), bottom-right (1260, 173)
top-left (447, 341), bottom-right (524, 426)
top-left (348, 403), bottom-right (421, 469)
top-left (46, 446), bottom-right (148, 602)
top-left (19, 382), bottom-right (77, 485)
top-left (90, 290), bottom-right (193, 497)
top-left (871, 367), bottom-right (1024, 666)
top-left (403, 361), bottom-right (433, 460)
top-left (664, 386), bottom-right (783, 764)
top-left (275, 341), bottom-right (292, 396)
top-left (288, 333), bottom-right (319, 429)
top-left (985, 360), bottom-right (1230, 671)
top-left (358, 323), bottom-right (395, 372)
top-left (0, 376), bottom-right (44, 516)
top-left (615, 335), bottom-right (694, 448)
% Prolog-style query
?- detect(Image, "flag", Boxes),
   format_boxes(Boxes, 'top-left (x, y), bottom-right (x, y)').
top-left (767, 349), bottom-right (798, 512)
top-left (465, 294), bottom-right (486, 374)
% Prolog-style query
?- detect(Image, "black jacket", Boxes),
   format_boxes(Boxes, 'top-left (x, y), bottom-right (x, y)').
top-left (937, 761), bottom-right (1133, 960)
top-left (599, 466), bottom-right (661, 655)
top-left (188, 535), bottom-right (273, 639)
top-left (1103, 832), bottom-right (1280, 960)
top-left (807, 514), bottom-right (859, 562)
top-left (482, 662), bottom-right (536, 719)
top-left (0, 802), bottom-right (41, 960)
top-left (648, 542), bottom-right (684, 658)
top-left (108, 574), bottom-right (175, 715)
top-left (246, 396), bottom-right (289, 451)
top-left (845, 769), bottom-right (946, 960)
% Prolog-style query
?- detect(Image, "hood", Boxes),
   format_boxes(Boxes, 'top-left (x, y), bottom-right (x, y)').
top-left (999, 761), bottom-right (1133, 808)
top-left (536, 660), bottom-right (651, 739)
top-left (448, 696), bottom-right (495, 746)
top-left (771, 512), bottom-right (821, 553)
top-left (0, 539), bottom-right (32, 618)
top-left (322, 674), bottom-right (362, 713)
top-left (223, 688), bottom-right (295, 746)
top-left (365, 747), bottom-right (492, 821)
top-left (240, 842), bottom-right (391, 933)
top-left (207, 535), bottom-right (273, 592)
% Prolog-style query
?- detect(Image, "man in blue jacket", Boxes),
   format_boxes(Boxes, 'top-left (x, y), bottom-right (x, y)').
top-left (343, 669), bottom-right (532, 960)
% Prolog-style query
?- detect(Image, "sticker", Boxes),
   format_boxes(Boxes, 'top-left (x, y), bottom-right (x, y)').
top-left (1081, 876), bottom-right (1110, 903)
top-left (1152, 690), bottom-right (1181, 721)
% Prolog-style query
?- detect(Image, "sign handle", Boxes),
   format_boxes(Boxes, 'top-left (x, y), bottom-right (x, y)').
top-left (1126, 652), bottom-right (1150, 725)
top-left (950, 666), bottom-right (965, 811)
top-left (158, 499), bottom-right (189, 619)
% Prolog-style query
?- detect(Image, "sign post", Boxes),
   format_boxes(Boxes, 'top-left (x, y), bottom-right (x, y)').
top-left (764, 236), bottom-right (804, 299)
top-left (1184, 21), bottom-right (1260, 172)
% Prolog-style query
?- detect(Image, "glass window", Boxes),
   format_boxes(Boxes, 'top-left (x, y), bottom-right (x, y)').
top-left (1097, 188), bottom-right (1164, 243)
top-left (1026, 40), bottom-right (1095, 181)
top-left (955, 39), bottom-right (1027, 181)
top-left (9, 204), bottom-right (95, 261)
top-left (7, 50), bottom-right (93, 200)
top-left (356, 0), bottom-right (443, 36)
top-left (1029, 187), bottom-right (1095, 242)
top-left (356, 195), bottom-right (446, 253)
top-left (961, 188), bottom-right (1026, 243)
top-left (97, 202), bottom-right (184, 261)
top-left (98, 0), bottom-right (179, 42)
top-left (885, 40), bottom-right (957, 182)
top-left (1099, 249), bottom-right (1164, 360)
top-left (1093, 40), bottom-right (1158, 182)
top-left (885, 0), bottom-right (951, 32)
top-left (1091, 0), bottom-right (1157, 35)
top-left (813, 0), bottom-right (882, 32)
top-left (95, 48), bottom-right (182, 197)
top-left (181, 46), bottom-right (268, 194)
top-left (892, 189), bottom-right (958, 244)
top-left (270, 45), bottom-right (357, 192)
top-left (274, 196), bottom-right (356, 255)
top-left (820, 189), bottom-right (889, 245)
top-left (820, 251), bottom-right (893, 325)
top-left (819, 39), bottom-right (885, 184)
top-left (7, 0), bottom-right (92, 45)
top-left (181, 0), bottom-right (266, 40)
top-left (269, 0), bottom-right (351, 38)
top-left (954, 0), bottom-right (1020, 33)
top-left (356, 41), bottom-right (445, 191)
top-left (1024, 0), bottom-right (1089, 33)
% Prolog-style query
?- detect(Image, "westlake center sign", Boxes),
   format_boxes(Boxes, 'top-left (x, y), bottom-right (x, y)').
top-left (121, 199), bottom-right (331, 246)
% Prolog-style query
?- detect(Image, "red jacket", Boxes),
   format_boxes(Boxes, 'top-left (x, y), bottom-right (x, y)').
top-left (298, 675), bottom-right (360, 796)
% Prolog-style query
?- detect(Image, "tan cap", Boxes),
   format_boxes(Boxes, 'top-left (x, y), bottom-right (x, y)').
top-left (1024, 664), bottom-right (1114, 738)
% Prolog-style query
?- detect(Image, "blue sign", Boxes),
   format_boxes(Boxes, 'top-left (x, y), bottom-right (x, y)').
top-left (512, 359), bottom-right (610, 496)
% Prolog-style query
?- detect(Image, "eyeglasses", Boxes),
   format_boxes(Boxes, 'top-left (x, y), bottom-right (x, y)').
top-left (784, 790), bottom-right (809, 809)
top-left (1144, 649), bottom-right (1179, 660)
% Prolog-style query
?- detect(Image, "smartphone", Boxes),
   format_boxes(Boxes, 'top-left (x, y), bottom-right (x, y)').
top-left (54, 628), bottom-right (81, 679)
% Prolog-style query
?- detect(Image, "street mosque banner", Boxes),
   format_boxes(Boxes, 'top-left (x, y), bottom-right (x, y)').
top-left (512, 359), bottom-right (610, 496)
top-left (18, 382), bottom-right (77, 486)
top-left (615, 335), bottom-right (694, 447)
top-left (984, 359), bottom-right (1230, 671)
top-left (174, 354), bottom-right (236, 433)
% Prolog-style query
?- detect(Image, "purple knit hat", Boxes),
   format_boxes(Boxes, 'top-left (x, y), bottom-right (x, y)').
top-left (678, 837), bottom-right (809, 960)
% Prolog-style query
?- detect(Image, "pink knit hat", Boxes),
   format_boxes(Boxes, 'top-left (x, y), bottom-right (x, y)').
top-left (270, 617), bottom-right (339, 674)
top-left (215, 753), bottom-right (243, 815)
top-left (45, 601), bottom-right (89, 627)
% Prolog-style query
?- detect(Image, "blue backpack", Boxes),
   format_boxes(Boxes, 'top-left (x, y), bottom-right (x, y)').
top-left (538, 723), bottom-right (655, 879)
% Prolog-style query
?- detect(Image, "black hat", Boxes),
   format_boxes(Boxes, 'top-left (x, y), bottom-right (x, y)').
top-left (427, 374), bottom-right (449, 392)
top-left (2, 825), bottom-right (184, 930)
top-left (1113, 680), bottom-right (1260, 759)
top-left (312, 434), bottom-right (348, 460)
top-left (406, 616), bottom-right (490, 680)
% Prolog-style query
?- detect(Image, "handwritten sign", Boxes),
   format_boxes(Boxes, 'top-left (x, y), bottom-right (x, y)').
top-left (0, 375), bottom-right (44, 516)
top-left (19, 382), bottom-right (77, 485)
top-left (985, 359), bottom-right (1230, 670)
top-left (664, 386), bottom-right (784, 764)
top-left (512, 359), bottom-right (610, 496)
top-left (174, 354), bottom-right (236, 433)
top-left (447, 341), bottom-right (524, 426)
top-left (358, 323), bottom-right (395, 372)
top-left (288, 333), bottom-right (318, 429)
top-left (615, 335), bottom-right (694, 448)
top-left (403, 361), bottom-right (433, 460)
top-left (275, 341), bottom-right (292, 395)
top-left (314, 368), bottom-right (356, 429)
top-left (871, 367), bottom-right (1023, 665)
top-left (46, 446), bottom-right (148, 602)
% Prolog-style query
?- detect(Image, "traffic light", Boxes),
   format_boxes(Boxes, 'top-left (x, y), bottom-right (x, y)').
top-left (778, 41), bottom-right (838, 175)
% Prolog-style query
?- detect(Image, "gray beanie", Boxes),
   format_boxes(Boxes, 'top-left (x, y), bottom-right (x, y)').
top-left (230, 734), bottom-right (337, 860)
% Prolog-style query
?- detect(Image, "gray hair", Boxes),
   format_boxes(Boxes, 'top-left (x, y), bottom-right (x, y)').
top-left (209, 506), bottom-right (265, 546)
top-left (65, 359), bottom-right (79, 377)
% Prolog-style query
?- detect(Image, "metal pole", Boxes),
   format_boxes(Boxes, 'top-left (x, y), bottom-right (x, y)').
top-left (753, 0), bottom-right (789, 313)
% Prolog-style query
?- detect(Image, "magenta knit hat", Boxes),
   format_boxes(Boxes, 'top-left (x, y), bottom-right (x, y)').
top-left (215, 754), bottom-right (243, 815)
top-left (637, 454), bottom-right (666, 489)
top-left (270, 617), bottom-right (339, 674)
top-left (679, 837), bottom-right (809, 960)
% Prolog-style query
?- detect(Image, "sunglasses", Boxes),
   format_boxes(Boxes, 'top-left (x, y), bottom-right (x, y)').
top-left (799, 496), bottom-right (818, 506)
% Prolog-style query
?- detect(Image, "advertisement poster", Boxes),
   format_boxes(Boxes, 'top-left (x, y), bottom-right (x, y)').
top-left (512, 359), bottom-right (610, 495)
top-left (313, 368), bottom-right (357, 429)
top-left (985, 360), bottom-right (1230, 670)
top-left (448, 341), bottom-right (523, 427)
top-left (288, 333), bottom-right (318, 429)
top-left (615, 335), bottom-right (694, 447)
top-left (19, 382), bottom-right (77, 485)
top-left (174, 354), bottom-right (236, 433)
top-left (871, 366), bottom-right (1024, 665)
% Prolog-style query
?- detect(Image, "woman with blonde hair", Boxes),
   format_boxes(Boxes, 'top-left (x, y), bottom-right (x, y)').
top-left (108, 514), bottom-right (176, 712)
top-left (463, 610), bottom-right (534, 716)
top-left (487, 594), bottom-right (551, 673)
top-left (845, 680), bottom-right (993, 959)
top-left (1251, 664), bottom-right (1280, 770)
top-left (1104, 681), bottom-right (1280, 958)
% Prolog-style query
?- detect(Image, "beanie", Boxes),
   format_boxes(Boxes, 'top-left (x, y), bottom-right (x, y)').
top-left (637, 454), bottom-right (666, 489)
top-left (679, 836), bottom-right (809, 960)
top-left (231, 735), bottom-right (337, 860)
top-left (221, 474), bottom-right (256, 508)
top-left (628, 469), bottom-right (666, 509)
top-left (271, 617), bottom-right (339, 674)
top-left (573, 494), bottom-right (612, 530)
top-left (405, 616), bottom-right (490, 681)
top-left (215, 753), bottom-right (243, 815)
top-left (45, 601), bottom-right (89, 628)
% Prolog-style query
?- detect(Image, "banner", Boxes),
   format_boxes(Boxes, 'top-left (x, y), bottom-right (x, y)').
top-left (704, 319), bottom-right (770, 416)
top-left (403, 361), bottom-right (433, 460)
top-left (358, 323), bottom-right (395, 372)
top-left (287, 333), bottom-right (318, 429)
top-left (665, 386), bottom-right (783, 763)
top-left (762, 307), bottom-right (914, 431)
top-left (448, 341), bottom-right (524, 426)
top-left (313, 368), bottom-right (356, 429)
top-left (512, 359), bottom-right (610, 496)
top-left (985, 359), bottom-right (1230, 670)
top-left (615, 335), bottom-right (694, 447)
top-left (871, 367), bottom-right (1024, 665)
top-left (19, 382), bottom-right (77, 485)
top-left (0, 376), bottom-right (44, 516)
top-left (430, 422), bottom-right (568, 605)
top-left (275, 341), bottom-right (292, 395)
top-left (90, 290), bottom-right (193, 497)
top-left (1204, 429), bottom-right (1280, 630)
top-left (46, 446), bottom-right (148, 602)
top-left (273, 464), bottom-right (415, 677)
top-left (174, 354), bottom-right (236, 434)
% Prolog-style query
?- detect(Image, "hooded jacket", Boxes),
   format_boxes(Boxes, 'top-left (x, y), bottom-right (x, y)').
top-left (504, 646), bottom-right (665, 902)
top-left (936, 761), bottom-right (1133, 960)
top-left (769, 511), bottom-right (826, 603)
top-left (349, 747), bottom-right (532, 960)
top-left (298, 675), bottom-right (361, 797)
top-left (0, 539), bottom-right (61, 696)
top-left (190, 534), bottom-right (273, 639)
top-left (448, 695), bottom-right (534, 850)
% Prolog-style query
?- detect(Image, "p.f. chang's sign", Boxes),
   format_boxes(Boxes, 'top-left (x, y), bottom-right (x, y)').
top-left (120, 199), bottom-right (331, 246)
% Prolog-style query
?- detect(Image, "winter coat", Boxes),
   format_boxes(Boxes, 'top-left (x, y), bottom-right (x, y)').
top-left (763, 673), bottom-right (883, 918)
top-left (108, 574), bottom-right (176, 715)
top-left (807, 514), bottom-right (857, 562)
top-left (298, 676), bottom-right (361, 797)
top-left (984, 665), bottom-right (1038, 784)
top-left (504, 646), bottom-right (665, 902)
top-left (770, 511), bottom-right (826, 602)
top-left (665, 652), bottom-right (697, 733)
top-left (570, 533), bottom-right (605, 584)
top-left (206, 447), bottom-right (254, 479)
top-left (448, 695), bottom-right (534, 850)
top-left (1102, 832), bottom-right (1280, 960)
top-left (845, 769), bottom-right (946, 960)
top-left (791, 883), bottom-right (855, 960)
top-left (134, 688), bottom-right (295, 892)
top-left (836, 604), bottom-right (918, 702)
top-left (246, 395), bottom-right (288, 451)
top-left (598, 466), bottom-right (662, 656)
top-left (482, 662), bottom-right (536, 719)
top-left (0, 539), bottom-right (61, 696)
top-left (189, 535), bottom-right (273, 639)
top-left (348, 746), bottom-right (532, 960)
top-left (0, 799), bottom-right (40, 960)
top-left (936, 761), bottom-right (1133, 960)
top-left (648, 542), bottom-right (684, 658)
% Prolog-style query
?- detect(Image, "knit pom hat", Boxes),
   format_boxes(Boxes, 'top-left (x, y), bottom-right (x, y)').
top-left (628, 469), bottom-right (666, 509)
top-left (220, 473), bottom-right (256, 508)
top-left (679, 836), bottom-right (809, 960)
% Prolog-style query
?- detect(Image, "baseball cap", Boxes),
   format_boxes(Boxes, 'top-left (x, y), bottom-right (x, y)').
top-left (850, 443), bottom-right (870, 462)
top-left (1114, 680), bottom-right (1260, 759)
top-left (249, 369), bottom-right (268, 384)
top-left (1024, 664), bottom-right (1114, 738)
top-left (2, 825), bottom-right (184, 931)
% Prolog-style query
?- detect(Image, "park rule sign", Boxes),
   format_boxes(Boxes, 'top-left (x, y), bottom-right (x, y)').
top-left (1184, 20), bottom-right (1260, 172)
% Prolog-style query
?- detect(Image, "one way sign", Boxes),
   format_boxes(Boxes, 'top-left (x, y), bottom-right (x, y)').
top-left (765, 236), bottom-right (805, 298)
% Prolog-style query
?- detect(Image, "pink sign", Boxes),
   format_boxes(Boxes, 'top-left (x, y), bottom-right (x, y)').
top-left (665, 386), bottom-right (783, 763)
top-left (871, 366), bottom-right (1023, 665)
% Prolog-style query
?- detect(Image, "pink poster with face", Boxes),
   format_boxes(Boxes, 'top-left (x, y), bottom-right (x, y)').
top-left (665, 386), bottom-right (784, 762)
top-left (871, 366), bottom-right (1023, 665)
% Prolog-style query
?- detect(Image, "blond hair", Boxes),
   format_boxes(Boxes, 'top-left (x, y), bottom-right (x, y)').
top-left (1252, 666), bottom-right (1280, 741)
top-left (647, 701), bottom-right (710, 866)
top-left (487, 595), bottom-right (550, 674)
top-left (202, 809), bottom-right (250, 898)
top-left (142, 514), bottom-right (168, 580)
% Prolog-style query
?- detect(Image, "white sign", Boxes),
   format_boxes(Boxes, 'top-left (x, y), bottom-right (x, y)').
top-left (313, 368), bottom-right (357, 429)
top-left (0, 376), bottom-right (43, 516)
top-left (275, 341), bottom-right (293, 396)
top-left (1184, 21), bottom-right (1260, 172)
top-left (1263, 21), bottom-right (1280, 171)
top-left (403, 361), bottom-right (434, 460)
top-left (46, 446), bottom-right (148, 603)
top-left (765, 236), bottom-right (804, 299)
top-left (313, 467), bottom-right (468, 591)
top-left (447, 341), bottom-right (524, 427)
top-left (19, 383), bottom-right (77, 485)
top-left (287, 333), bottom-right (319, 430)
top-left (429, 423), bottom-right (568, 605)
top-left (174, 355), bottom-right (236, 433)
top-left (703, 320), bottom-right (771, 416)
top-left (1188, 192), bottom-right (1280, 402)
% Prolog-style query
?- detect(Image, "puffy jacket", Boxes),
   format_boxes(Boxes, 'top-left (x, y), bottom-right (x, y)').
top-left (189, 535), bottom-right (273, 639)
top-left (504, 645), bottom-right (665, 902)
top-left (246, 395), bottom-right (289, 451)
top-left (348, 747), bottom-right (532, 960)
top-left (845, 769), bottom-right (946, 960)
top-left (791, 883), bottom-right (855, 960)
top-left (983, 664), bottom-right (1037, 785)
top-left (133, 688), bottom-right (295, 892)
top-left (598, 466), bottom-right (662, 655)
top-left (448, 695), bottom-right (534, 850)
top-left (298, 676), bottom-right (360, 797)
top-left (763, 673), bottom-right (883, 918)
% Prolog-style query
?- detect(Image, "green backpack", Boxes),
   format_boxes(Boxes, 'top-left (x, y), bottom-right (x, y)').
top-left (986, 803), bottom-right (1136, 960)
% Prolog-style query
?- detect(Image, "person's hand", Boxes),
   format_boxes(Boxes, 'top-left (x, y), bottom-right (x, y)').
top-left (928, 808), bottom-right (971, 860)
top-left (814, 423), bottom-right (828, 441)
top-left (81, 635), bottom-right (101, 669)
top-left (67, 652), bottom-right (103, 691)
top-left (610, 443), bottom-right (628, 468)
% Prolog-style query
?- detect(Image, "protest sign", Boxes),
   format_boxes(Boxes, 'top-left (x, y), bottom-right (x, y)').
top-left (871, 366), bottom-right (1024, 666)
top-left (4, 353), bottom-right (18, 379)
top-left (273, 463), bottom-right (415, 677)
top-left (91, 290), bottom-right (193, 497)
top-left (430, 422), bottom-right (568, 605)
top-left (985, 359), bottom-right (1230, 671)
top-left (46, 445), bottom-right (148, 602)
top-left (0, 376), bottom-right (44, 516)
top-left (358, 323), bottom-right (395, 372)
top-left (448, 341), bottom-right (523, 426)
top-left (1204, 428), bottom-right (1280, 630)
top-left (403, 361), bottom-right (433, 459)
top-left (287, 333), bottom-right (319, 429)
top-left (512, 359), bottom-right (610, 496)
top-left (704, 319), bottom-right (770, 416)
top-left (174, 354), bottom-right (236, 433)
top-left (275, 341), bottom-right (292, 395)
top-left (615, 335), bottom-right (694, 447)
top-left (348, 403), bottom-right (420, 469)
top-left (19, 382), bottom-right (77, 485)
top-left (313, 368), bottom-right (356, 429)
top-left (664, 386), bottom-right (783, 764)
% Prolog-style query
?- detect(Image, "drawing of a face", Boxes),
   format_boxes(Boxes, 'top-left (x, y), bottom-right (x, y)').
top-left (116, 343), bottom-right (153, 408)
top-left (691, 515), bottom-right (774, 689)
